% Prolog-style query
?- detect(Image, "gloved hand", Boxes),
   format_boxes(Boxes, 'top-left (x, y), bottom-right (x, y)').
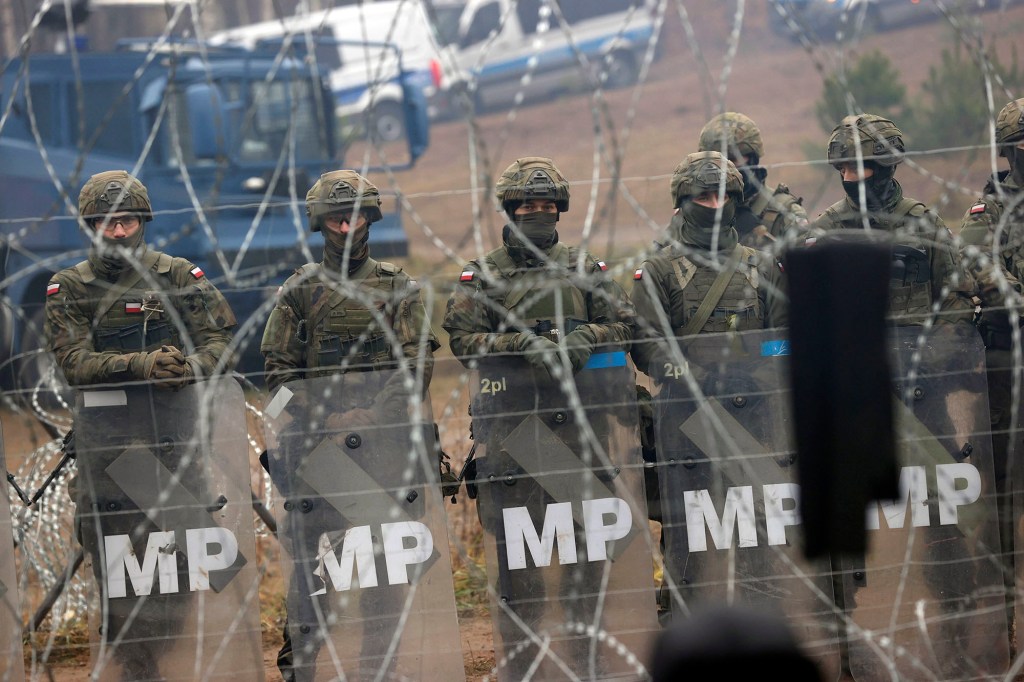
top-left (143, 345), bottom-right (189, 390)
top-left (563, 329), bottom-right (594, 374)
top-left (327, 407), bottom-right (377, 434)
top-left (520, 334), bottom-right (559, 384)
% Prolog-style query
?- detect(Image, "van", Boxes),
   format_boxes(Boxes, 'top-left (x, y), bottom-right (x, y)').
top-left (437, 0), bottom-right (659, 114)
top-left (211, 1), bottom-right (459, 141)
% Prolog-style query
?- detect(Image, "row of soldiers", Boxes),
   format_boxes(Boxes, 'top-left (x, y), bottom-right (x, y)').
top-left (36, 97), bottom-right (1024, 680)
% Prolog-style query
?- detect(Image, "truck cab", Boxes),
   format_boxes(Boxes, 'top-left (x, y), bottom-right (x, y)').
top-left (0, 42), bottom-right (428, 399)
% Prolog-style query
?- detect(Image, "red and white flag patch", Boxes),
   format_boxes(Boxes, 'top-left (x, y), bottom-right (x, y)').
top-left (125, 302), bottom-right (143, 314)
top-left (46, 282), bottom-right (60, 296)
top-left (597, 260), bottom-right (608, 272)
top-left (190, 266), bottom-right (205, 279)
top-left (970, 203), bottom-right (986, 215)
top-left (459, 270), bottom-right (474, 282)
top-left (633, 268), bottom-right (643, 280)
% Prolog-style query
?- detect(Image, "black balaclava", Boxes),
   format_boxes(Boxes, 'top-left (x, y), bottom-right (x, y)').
top-left (322, 221), bottom-right (370, 274)
top-left (670, 197), bottom-right (738, 252)
top-left (502, 200), bottom-right (559, 264)
top-left (1006, 141), bottom-right (1024, 187)
top-left (88, 223), bottom-right (146, 281)
top-left (738, 152), bottom-right (768, 204)
top-left (842, 161), bottom-right (898, 212)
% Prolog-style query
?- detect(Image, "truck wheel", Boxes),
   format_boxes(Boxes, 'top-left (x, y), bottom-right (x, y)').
top-left (17, 307), bottom-right (71, 414)
top-left (367, 102), bottom-right (406, 143)
top-left (601, 50), bottom-right (639, 90)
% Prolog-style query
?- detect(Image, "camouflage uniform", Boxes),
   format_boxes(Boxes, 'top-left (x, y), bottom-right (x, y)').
top-left (810, 114), bottom-right (974, 325)
top-left (631, 151), bottom-right (788, 379)
top-left (261, 170), bottom-right (438, 682)
top-left (958, 98), bottom-right (1024, 583)
top-left (43, 170), bottom-right (236, 680)
top-left (697, 112), bottom-right (808, 249)
top-left (442, 157), bottom-right (635, 677)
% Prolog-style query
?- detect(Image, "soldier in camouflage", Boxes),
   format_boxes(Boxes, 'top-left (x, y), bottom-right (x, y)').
top-left (810, 114), bottom-right (974, 325)
top-left (261, 170), bottom-right (439, 682)
top-left (43, 170), bottom-right (236, 679)
top-left (443, 157), bottom-right (635, 674)
top-left (45, 170), bottom-right (235, 387)
top-left (959, 97), bottom-right (1024, 589)
top-left (631, 151), bottom-right (788, 378)
top-left (697, 112), bottom-right (807, 248)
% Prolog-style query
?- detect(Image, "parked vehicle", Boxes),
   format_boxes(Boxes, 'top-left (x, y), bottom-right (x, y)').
top-left (434, 0), bottom-right (661, 116)
top-left (769, 0), bottom-right (1015, 41)
top-left (211, 1), bottom-right (460, 142)
top-left (0, 41), bottom-right (427, 398)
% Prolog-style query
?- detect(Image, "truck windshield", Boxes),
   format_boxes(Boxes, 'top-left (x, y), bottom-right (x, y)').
top-left (167, 76), bottom-right (328, 166)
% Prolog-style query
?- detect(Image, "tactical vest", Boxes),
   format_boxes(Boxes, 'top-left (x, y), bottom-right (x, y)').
top-left (297, 258), bottom-right (402, 375)
top-left (75, 252), bottom-right (182, 353)
top-left (669, 246), bottom-right (764, 335)
top-left (750, 183), bottom-right (802, 239)
top-left (483, 243), bottom-right (590, 339)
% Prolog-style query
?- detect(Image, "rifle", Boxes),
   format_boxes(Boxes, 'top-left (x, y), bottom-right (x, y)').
top-left (450, 442), bottom-right (478, 503)
top-left (27, 430), bottom-right (76, 507)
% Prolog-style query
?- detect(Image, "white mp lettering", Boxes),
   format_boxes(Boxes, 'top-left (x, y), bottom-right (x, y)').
top-left (105, 531), bottom-right (178, 598)
top-left (763, 483), bottom-right (800, 546)
top-left (186, 527), bottom-right (240, 592)
top-left (317, 522), bottom-right (436, 593)
top-left (582, 497), bottom-right (633, 562)
top-left (866, 465), bottom-right (929, 530)
top-left (504, 502), bottom-right (576, 570)
top-left (685, 487), bottom-right (758, 552)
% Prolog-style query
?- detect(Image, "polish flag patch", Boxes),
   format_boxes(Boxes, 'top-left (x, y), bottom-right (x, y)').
top-left (633, 268), bottom-right (643, 280)
top-left (459, 271), bottom-right (474, 282)
top-left (190, 266), bottom-right (205, 279)
top-left (970, 203), bottom-right (986, 215)
top-left (597, 260), bottom-right (608, 272)
top-left (46, 282), bottom-right (60, 296)
top-left (125, 302), bottom-right (143, 314)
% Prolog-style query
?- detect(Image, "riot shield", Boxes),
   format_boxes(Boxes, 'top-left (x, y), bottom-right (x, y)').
top-left (470, 350), bottom-right (659, 681)
top-left (0, 427), bottom-right (25, 682)
top-left (73, 378), bottom-right (264, 681)
top-left (263, 371), bottom-right (465, 682)
top-left (653, 328), bottom-right (839, 676)
top-left (841, 324), bottom-right (1008, 679)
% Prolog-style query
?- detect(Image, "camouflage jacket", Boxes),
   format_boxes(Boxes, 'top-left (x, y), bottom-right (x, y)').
top-left (442, 242), bottom-right (635, 363)
top-left (958, 171), bottom-right (1024, 343)
top-left (261, 257), bottom-right (439, 393)
top-left (739, 183), bottom-right (808, 249)
top-left (629, 242), bottom-right (787, 379)
top-left (44, 248), bottom-right (236, 386)
top-left (810, 188), bottom-right (974, 325)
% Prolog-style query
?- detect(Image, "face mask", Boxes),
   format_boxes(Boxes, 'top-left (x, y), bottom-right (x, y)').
top-left (740, 165), bottom-right (767, 203)
top-left (323, 223), bottom-right (370, 273)
top-left (512, 211), bottom-right (559, 249)
top-left (90, 225), bottom-right (146, 277)
top-left (682, 199), bottom-right (736, 230)
top-left (1007, 145), bottom-right (1024, 187)
top-left (841, 163), bottom-right (896, 211)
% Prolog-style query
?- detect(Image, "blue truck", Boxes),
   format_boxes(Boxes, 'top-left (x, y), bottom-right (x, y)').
top-left (0, 40), bottom-right (430, 400)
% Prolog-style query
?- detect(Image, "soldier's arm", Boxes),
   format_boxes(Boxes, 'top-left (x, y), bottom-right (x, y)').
top-left (391, 274), bottom-right (440, 392)
top-left (44, 273), bottom-right (151, 385)
top-left (173, 263), bottom-right (237, 379)
top-left (261, 284), bottom-right (307, 394)
top-left (757, 252), bottom-right (789, 329)
top-left (923, 211), bottom-right (976, 325)
top-left (442, 265), bottom-right (529, 362)
top-left (628, 259), bottom-right (676, 379)
top-left (574, 257), bottom-right (635, 354)
top-left (959, 198), bottom-right (1021, 310)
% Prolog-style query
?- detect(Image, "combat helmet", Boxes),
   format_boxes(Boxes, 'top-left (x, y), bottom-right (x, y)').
top-left (670, 151), bottom-right (744, 208)
top-left (494, 157), bottom-right (571, 213)
top-left (698, 112), bottom-right (765, 160)
top-left (305, 170), bottom-right (383, 232)
top-left (826, 114), bottom-right (905, 169)
top-left (996, 98), bottom-right (1024, 154)
top-left (78, 170), bottom-right (154, 222)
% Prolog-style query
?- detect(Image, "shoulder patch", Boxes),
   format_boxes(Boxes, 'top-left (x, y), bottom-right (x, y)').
top-left (970, 203), bottom-right (986, 215)
top-left (46, 282), bottom-right (60, 296)
top-left (125, 302), bottom-right (143, 314)
top-left (597, 260), bottom-right (608, 272)
top-left (634, 268), bottom-right (643, 280)
top-left (189, 266), bottom-right (205, 279)
top-left (460, 270), bottom-right (475, 282)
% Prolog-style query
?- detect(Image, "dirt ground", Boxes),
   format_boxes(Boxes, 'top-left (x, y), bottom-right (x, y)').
top-left (6, 2), bottom-right (1024, 679)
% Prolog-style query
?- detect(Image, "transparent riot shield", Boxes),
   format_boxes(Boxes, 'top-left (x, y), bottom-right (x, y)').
top-left (470, 350), bottom-right (660, 681)
top-left (653, 328), bottom-right (839, 675)
top-left (0, 428), bottom-right (25, 682)
top-left (263, 371), bottom-right (465, 682)
top-left (841, 324), bottom-right (1008, 679)
top-left (73, 378), bottom-right (264, 681)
